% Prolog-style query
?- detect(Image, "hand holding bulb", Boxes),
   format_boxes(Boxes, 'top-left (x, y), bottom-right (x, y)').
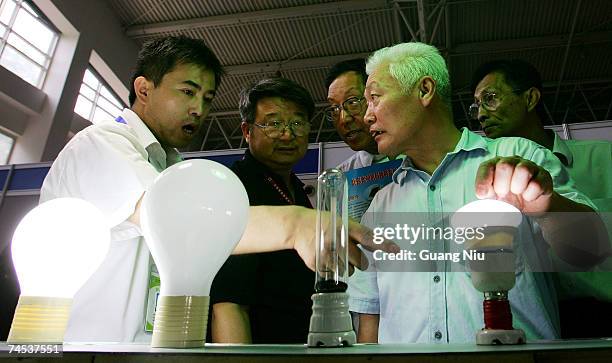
top-left (475, 156), bottom-right (554, 214)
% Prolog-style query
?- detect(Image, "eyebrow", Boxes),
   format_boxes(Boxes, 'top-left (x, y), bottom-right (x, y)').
top-left (365, 81), bottom-right (379, 92)
top-left (182, 80), bottom-right (202, 90)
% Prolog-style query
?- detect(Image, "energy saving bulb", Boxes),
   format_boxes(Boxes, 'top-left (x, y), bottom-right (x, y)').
top-left (8, 198), bottom-right (110, 343)
top-left (308, 169), bottom-right (356, 347)
top-left (451, 199), bottom-right (525, 345)
top-left (141, 159), bottom-right (249, 348)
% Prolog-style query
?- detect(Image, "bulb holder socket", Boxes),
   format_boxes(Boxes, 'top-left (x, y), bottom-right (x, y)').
top-left (151, 295), bottom-right (209, 348)
top-left (476, 328), bottom-right (526, 345)
top-left (7, 295), bottom-right (72, 343)
top-left (307, 292), bottom-right (356, 347)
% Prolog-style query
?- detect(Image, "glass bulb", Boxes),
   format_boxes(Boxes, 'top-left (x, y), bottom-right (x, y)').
top-left (140, 159), bottom-right (249, 348)
top-left (451, 199), bottom-right (523, 293)
top-left (9, 198), bottom-right (110, 343)
top-left (11, 198), bottom-right (111, 298)
top-left (315, 169), bottom-right (349, 293)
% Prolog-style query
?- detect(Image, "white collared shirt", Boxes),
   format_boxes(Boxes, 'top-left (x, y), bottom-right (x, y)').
top-left (40, 109), bottom-right (181, 342)
top-left (337, 150), bottom-right (390, 172)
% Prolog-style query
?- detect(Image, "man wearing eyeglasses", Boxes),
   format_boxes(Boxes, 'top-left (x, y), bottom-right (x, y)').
top-left (325, 59), bottom-right (392, 171)
top-left (324, 59), bottom-right (401, 336)
top-left (471, 59), bottom-right (612, 338)
top-left (209, 77), bottom-right (316, 343)
top-left (350, 42), bottom-right (609, 344)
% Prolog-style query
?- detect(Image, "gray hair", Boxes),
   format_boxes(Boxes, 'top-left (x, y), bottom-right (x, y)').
top-left (366, 42), bottom-right (451, 105)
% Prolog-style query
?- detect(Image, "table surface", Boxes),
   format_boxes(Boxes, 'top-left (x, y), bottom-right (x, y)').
top-left (2, 338), bottom-right (612, 355)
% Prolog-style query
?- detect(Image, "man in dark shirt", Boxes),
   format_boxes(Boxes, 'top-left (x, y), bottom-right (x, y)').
top-left (210, 77), bottom-right (315, 343)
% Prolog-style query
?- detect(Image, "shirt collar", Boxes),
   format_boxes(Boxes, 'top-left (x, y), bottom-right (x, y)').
top-left (392, 128), bottom-right (486, 184)
top-left (118, 108), bottom-right (182, 170)
top-left (551, 132), bottom-right (573, 166)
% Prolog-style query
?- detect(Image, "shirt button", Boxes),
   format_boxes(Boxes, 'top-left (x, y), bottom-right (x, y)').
top-left (434, 331), bottom-right (442, 340)
top-left (433, 275), bottom-right (440, 283)
top-left (429, 184), bottom-right (436, 191)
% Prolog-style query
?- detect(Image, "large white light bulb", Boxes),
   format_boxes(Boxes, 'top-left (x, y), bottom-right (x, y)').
top-left (9, 198), bottom-right (110, 343)
top-left (451, 199), bottom-right (522, 292)
top-left (141, 159), bottom-right (249, 348)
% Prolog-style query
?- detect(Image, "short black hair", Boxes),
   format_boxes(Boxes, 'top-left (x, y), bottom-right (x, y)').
top-left (324, 58), bottom-right (367, 90)
top-left (239, 78), bottom-right (315, 123)
top-left (129, 36), bottom-right (224, 106)
top-left (471, 59), bottom-right (545, 119)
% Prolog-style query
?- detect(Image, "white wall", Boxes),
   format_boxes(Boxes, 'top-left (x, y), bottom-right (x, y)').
top-left (0, 0), bottom-right (139, 164)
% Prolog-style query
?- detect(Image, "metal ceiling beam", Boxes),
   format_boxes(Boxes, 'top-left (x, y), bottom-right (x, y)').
top-left (449, 29), bottom-right (610, 56)
top-left (416, 0), bottom-right (427, 42)
top-left (394, 2), bottom-right (419, 41)
top-left (125, 0), bottom-right (387, 37)
top-left (220, 30), bottom-right (610, 77)
top-left (392, 1), bottom-right (403, 43)
top-left (224, 52), bottom-right (371, 75)
top-left (429, 0), bottom-right (446, 43)
top-left (200, 116), bottom-right (215, 150)
top-left (552, 0), bottom-right (582, 112)
top-left (215, 117), bottom-right (233, 148)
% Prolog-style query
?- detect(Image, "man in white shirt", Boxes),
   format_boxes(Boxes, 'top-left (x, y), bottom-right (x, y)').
top-left (40, 36), bottom-right (385, 343)
top-left (471, 59), bottom-right (612, 338)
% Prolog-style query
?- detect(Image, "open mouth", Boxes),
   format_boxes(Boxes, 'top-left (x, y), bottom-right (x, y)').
top-left (182, 124), bottom-right (197, 135)
top-left (344, 130), bottom-right (363, 140)
top-left (370, 130), bottom-right (384, 138)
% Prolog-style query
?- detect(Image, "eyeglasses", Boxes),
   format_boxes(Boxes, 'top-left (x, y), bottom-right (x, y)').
top-left (469, 89), bottom-right (524, 120)
top-left (253, 120), bottom-right (311, 138)
top-left (323, 96), bottom-right (365, 123)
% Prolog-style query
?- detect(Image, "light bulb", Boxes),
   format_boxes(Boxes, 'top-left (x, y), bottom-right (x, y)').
top-left (308, 169), bottom-right (355, 348)
top-left (451, 199), bottom-right (526, 345)
top-left (141, 159), bottom-right (249, 348)
top-left (8, 198), bottom-right (110, 343)
top-left (315, 169), bottom-right (349, 292)
top-left (451, 199), bottom-right (522, 292)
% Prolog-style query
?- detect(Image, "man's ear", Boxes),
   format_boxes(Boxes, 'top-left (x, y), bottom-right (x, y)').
top-left (240, 122), bottom-right (251, 144)
top-left (418, 76), bottom-right (436, 107)
top-left (525, 87), bottom-right (541, 113)
top-left (133, 76), bottom-right (152, 105)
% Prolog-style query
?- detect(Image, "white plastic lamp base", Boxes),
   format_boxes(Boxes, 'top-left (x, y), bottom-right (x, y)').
top-left (476, 328), bottom-right (526, 345)
top-left (307, 292), bottom-right (356, 347)
top-left (8, 296), bottom-right (72, 343)
top-left (151, 296), bottom-right (209, 348)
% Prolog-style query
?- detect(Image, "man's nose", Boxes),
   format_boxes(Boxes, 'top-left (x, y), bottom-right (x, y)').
top-left (278, 125), bottom-right (296, 140)
top-left (477, 105), bottom-right (490, 121)
top-left (190, 100), bottom-right (204, 118)
top-left (364, 106), bottom-right (375, 125)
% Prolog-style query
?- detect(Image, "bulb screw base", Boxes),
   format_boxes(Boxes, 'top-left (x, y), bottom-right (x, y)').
top-left (7, 296), bottom-right (72, 343)
top-left (151, 295), bottom-right (209, 348)
top-left (476, 290), bottom-right (525, 345)
top-left (307, 292), bottom-right (356, 347)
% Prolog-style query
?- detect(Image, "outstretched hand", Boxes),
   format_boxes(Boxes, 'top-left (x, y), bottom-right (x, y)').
top-left (290, 207), bottom-right (399, 272)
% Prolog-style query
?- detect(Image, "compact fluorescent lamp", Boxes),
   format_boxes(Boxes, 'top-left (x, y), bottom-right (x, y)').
top-left (8, 198), bottom-right (110, 343)
top-left (307, 169), bottom-right (356, 347)
top-left (451, 199), bottom-right (525, 345)
top-left (141, 159), bottom-right (249, 348)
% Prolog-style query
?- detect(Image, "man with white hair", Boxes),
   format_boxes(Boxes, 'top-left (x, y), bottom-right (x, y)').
top-left (351, 42), bottom-right (609, 343)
